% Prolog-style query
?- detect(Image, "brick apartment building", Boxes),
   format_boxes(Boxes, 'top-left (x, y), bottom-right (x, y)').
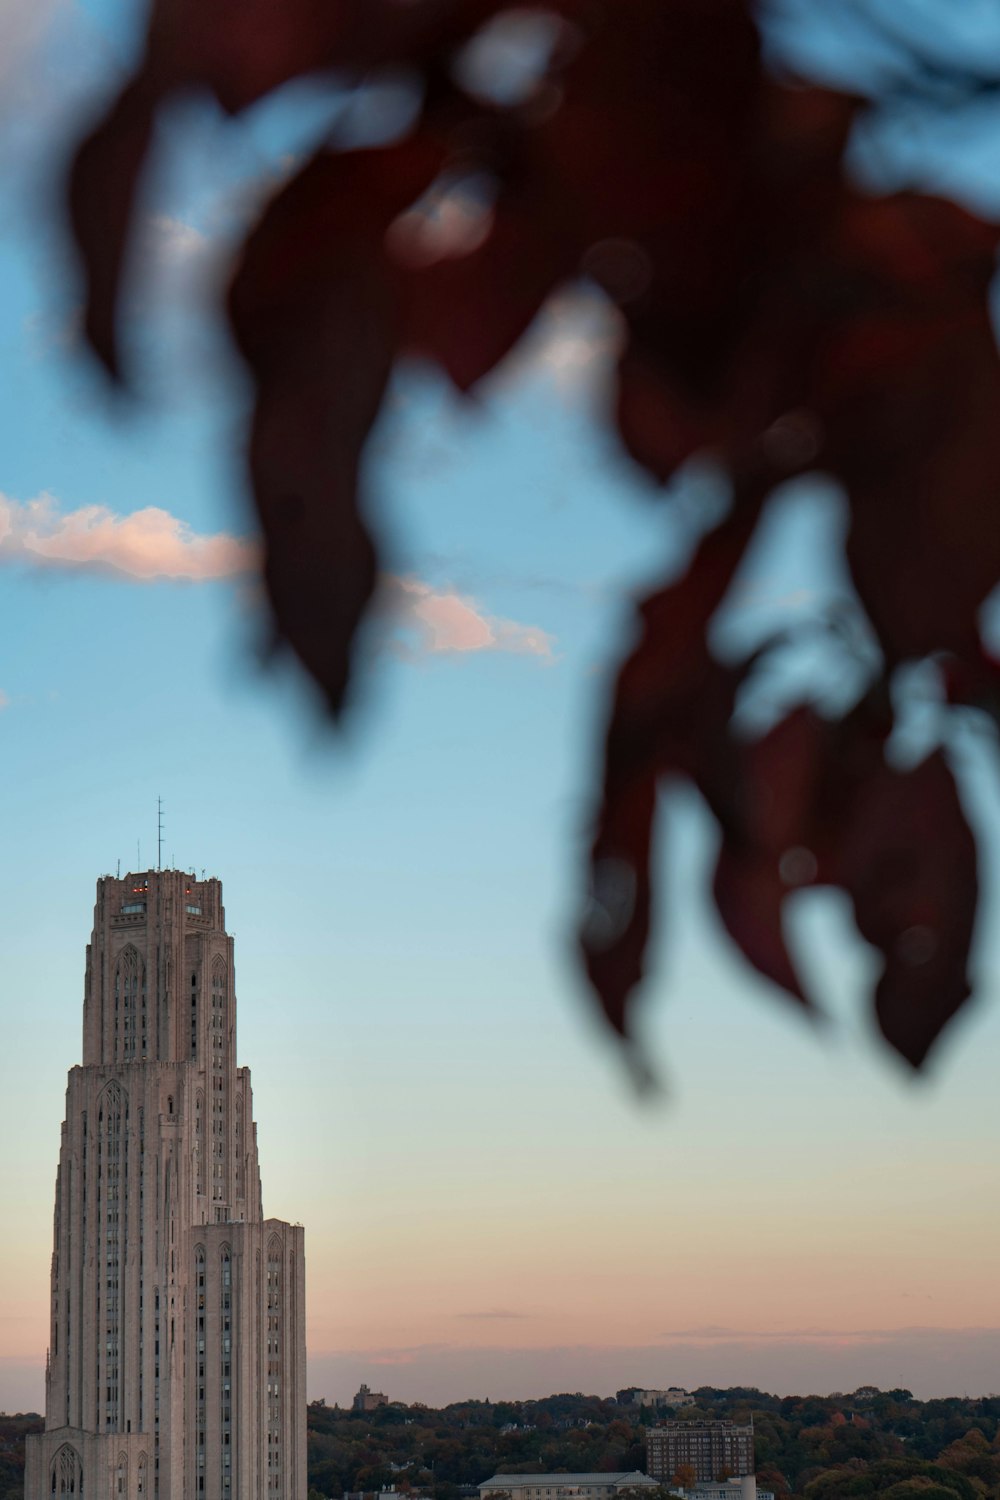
top-left (646, 1421), bottom-right (754, 1483)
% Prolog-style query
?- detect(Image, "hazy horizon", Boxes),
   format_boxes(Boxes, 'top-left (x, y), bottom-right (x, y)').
top-left (5, 1326), bottom-right (1000, 1414)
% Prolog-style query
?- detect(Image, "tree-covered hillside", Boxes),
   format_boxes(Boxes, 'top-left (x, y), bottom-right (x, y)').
top-left (0, 1413), bottom-right (43, 1500)
top-left (7, 1387), bottom-right (1000, 1499)
top-left (305, 1388), bottom-right (1000, 1500)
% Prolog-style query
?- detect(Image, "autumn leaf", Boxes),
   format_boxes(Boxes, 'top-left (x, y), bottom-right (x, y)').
top-left (580, 479), bottom-right (767, 1042)
top-left (229, 139), bottom-right (444, 712)
top-left (834, 750), bottom-right (978, 1068)
top-left (67, 77), bottom-right (158, 378)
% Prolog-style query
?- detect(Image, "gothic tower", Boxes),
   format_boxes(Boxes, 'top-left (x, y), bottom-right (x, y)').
top-left (25, 869), bottom-right (307, 1499)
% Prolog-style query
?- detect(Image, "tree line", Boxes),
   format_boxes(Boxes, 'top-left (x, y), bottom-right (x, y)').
top-left (303, 1386), bottom-right (1000, 1500)
top-left (5, 1385), bottom-right (1000, 1498)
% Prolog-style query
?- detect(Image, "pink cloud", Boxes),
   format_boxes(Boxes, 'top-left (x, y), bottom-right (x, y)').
top-left (387, 576), bottom-right (555, 660)
top-left (0, 493), bottom-right (256, 580)
top-left (0, 495), bottom-right (555, 662)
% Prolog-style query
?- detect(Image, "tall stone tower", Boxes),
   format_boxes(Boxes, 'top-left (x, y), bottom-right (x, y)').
top-left (25, 869), bottom-right (307, 1500)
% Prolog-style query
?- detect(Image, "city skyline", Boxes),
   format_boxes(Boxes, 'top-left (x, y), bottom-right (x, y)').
top-left (3, 0), bottom-right (1000, 1422)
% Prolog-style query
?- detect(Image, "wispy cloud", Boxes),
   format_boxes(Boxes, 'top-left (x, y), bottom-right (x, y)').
top-left (0, 690), bottom-right (9, 711)
top-left (0, 494), bottom-right (555, 661)
top-left (659, 1327), bottom-right (923, 1347)
top-left (454, 1310), bottom-right (531, 1322)
top-left (385, 576), bottom-right (555, 661)
top-left (0, 493), bottom-right (256, 581)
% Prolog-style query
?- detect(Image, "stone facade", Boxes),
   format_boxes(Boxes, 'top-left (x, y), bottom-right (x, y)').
top-left (25, 869), bottom-right (307, 1500)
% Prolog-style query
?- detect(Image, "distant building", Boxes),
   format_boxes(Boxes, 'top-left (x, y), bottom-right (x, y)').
top-left (353, 1384), bottom-right (390, 1413)
top-left (345, 1489), bottom-right (406, 1500)
top-left (480, 1472), bottom-right (660, 1500)
top-left (647, 1421), bottom-right (754, 1483)
top-left (23, 868), bottom-right (307, 1500)
top-left (617, 1389), bottom-right (696, 1410)
top-left (678, 1482), bottom-right (772, 1500)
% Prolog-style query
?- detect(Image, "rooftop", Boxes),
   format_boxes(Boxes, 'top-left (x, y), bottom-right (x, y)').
top-left (480, 1476), bottom-right (659, 1489)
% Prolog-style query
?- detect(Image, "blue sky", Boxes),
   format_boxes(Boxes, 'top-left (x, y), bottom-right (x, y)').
top-left (2, 0), bottom-right (1000, 1414)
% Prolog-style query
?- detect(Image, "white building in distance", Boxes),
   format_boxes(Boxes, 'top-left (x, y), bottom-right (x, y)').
top-left (617, 1389), bottom-right (696, 1410)
top-left (478, 1473), bottom-right (771, 1500)
top-left (679, 1484), bottom-right (771, 1500)
top-left (25, 868), bottom-right (307, 1499)
top-left (479, 1474), bottom-right (660, 1500)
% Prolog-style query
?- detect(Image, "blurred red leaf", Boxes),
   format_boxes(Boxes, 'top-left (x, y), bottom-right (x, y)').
top-left (712, 842), bottom-right (809, 1005)
top-left (399, 169), bottom-right (578, 392)
top-left (580, 480), bottom-right (767, 1041)
top-left (229, 139), bottom-right (444, 713)
top-left (834, 750), bottom-right (978, 1068)
top-left (580, 772), bottom-right (657, 1040)
top-left (815, 194), bottom-right (1000, 666)
top-left (710, 707), bottom-right (830, 1008)
top-left (706, 694), bottom-right (882, 1018)
top-left (67, 77), bottom-right (157, 378)
top-left (688, 686), bottom-right (976, 1068)
top-left (539, 0), bottom-right (761, 253)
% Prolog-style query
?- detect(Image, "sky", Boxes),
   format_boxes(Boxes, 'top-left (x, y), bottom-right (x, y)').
top-left (2, 0), bottom-right (1000, 1415)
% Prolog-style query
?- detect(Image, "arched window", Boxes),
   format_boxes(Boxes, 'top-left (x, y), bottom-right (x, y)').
top-left (51, 1443), bottom-right (83, 1494)
top-left (137, 1453), bottom-right (147, 1495)
top-left (114, 945), bottom-right (145, 1060)
top-left (267, 1236), bottom-right (282, 1291)
top-left (116, 1452), bottom-right (127, 1495)
top-left (100, 1078), bottom-right (124, 1114)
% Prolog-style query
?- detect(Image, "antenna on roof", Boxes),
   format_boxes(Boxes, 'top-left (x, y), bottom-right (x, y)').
top-left (116, 858), bottom-right (121, 879)
top-left (157, 796), bottom-right (163, 871)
